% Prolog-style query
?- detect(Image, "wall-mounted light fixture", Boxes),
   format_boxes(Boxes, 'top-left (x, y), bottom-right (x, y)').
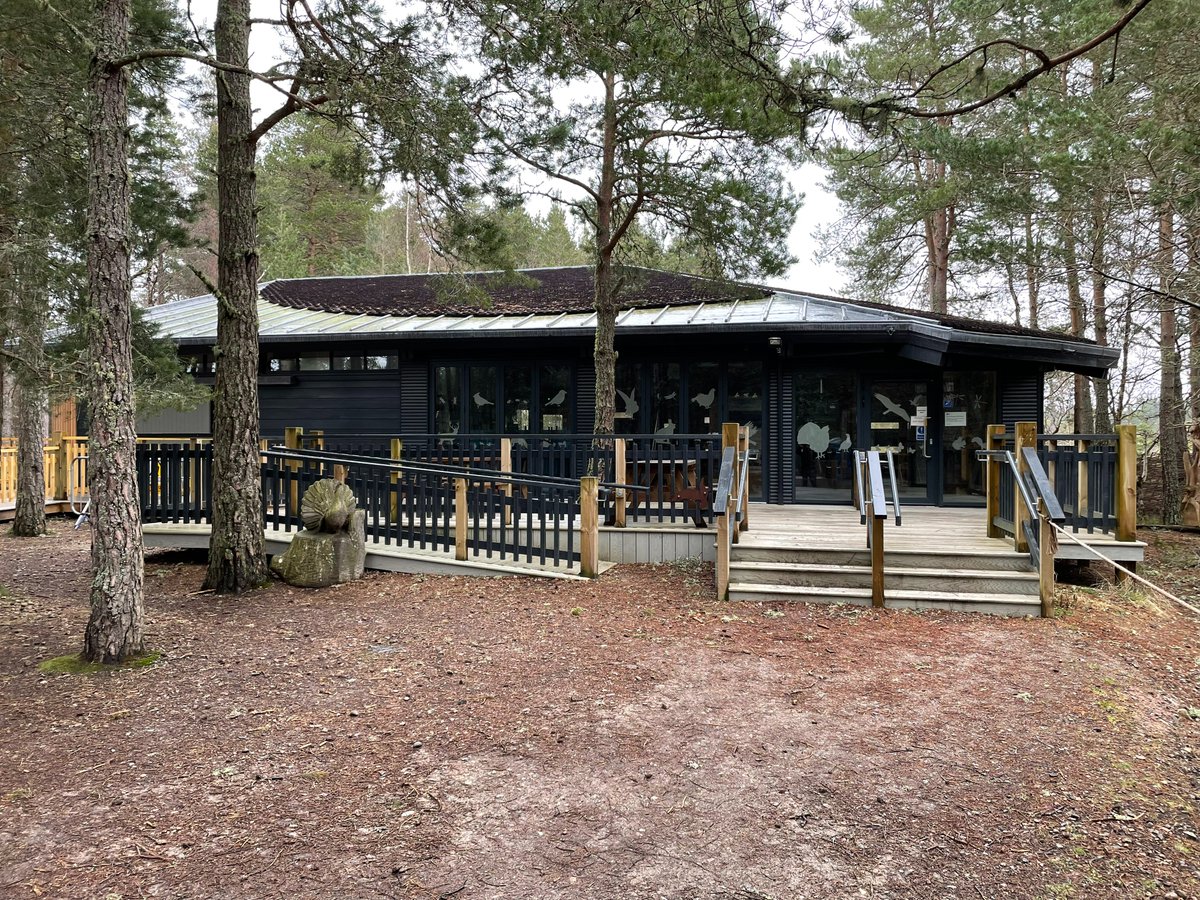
top-left (768, 336), bottom-right (783, 355)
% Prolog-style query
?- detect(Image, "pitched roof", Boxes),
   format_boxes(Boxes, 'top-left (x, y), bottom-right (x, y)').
top-left (260, 266), bottom-right (769, 317)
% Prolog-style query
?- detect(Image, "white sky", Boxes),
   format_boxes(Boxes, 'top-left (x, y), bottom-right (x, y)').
top-left (183, 0), bottom-right (849, 295)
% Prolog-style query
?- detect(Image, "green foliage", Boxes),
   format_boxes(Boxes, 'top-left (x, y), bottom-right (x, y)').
top-left (466, 0), bottom-right (804, 281)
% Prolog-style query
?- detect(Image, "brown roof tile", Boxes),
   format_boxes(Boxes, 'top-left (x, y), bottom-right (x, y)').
top-left (260, 266), bottom-right (768, 317)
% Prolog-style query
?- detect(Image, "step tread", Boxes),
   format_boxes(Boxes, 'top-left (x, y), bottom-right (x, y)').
top-left (728, 560), bottom-right (1037, 579)
top-left (728, 582), bottom-right (1041, 606)
top-left (733, 543), bottom-right (1027, 559)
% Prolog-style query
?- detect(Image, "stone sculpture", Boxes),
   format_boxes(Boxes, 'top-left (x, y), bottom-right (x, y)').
top-left (271, 478), bottom-right (366, 587)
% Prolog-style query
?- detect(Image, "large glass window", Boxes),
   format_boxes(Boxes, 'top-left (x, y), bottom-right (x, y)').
top-left (942, 371), bottom-right (995, 499)
top-left (794, 372), bottom-right (857, 501)
top-left (727, 361), bottom-right (764, 498)
top-left (539, 365), bottom-right (571, 432)
top-left (469, 366), bottom-right (499, 432)
top-left (649, 363), bottom-right (680, 436)
top-left (688, 362), bottom-right (720, 434)
top-left (869, 379), bottom-right (929, 499)
top-left (614, 361), bottom-right (640, 434)
top-left (504, 366), bottom-right (533, 433)
top-left (434, 366), bottom-right (460, 435)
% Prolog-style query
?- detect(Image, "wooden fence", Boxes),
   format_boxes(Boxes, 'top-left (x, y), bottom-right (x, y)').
top-left (0, 435), bottom-right (88, 506)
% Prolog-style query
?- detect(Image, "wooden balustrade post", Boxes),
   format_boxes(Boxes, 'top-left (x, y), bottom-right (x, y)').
top-left (1077, 437), bottom-right (1091, 521)
top-left (390, 438), bottom-right (403, 522)
top-left (1014, 422), bottom-right (1037, 554)
top-left (613, 438), bottom-right (627, 527)
top-left (51, 431), bottom-right (69, 500)
top-left (580, 476), bottom-right (600, 578)
top-left (284, 427), bottom-right (303, 517)
top-left (716, 504), bottom-right (730, 601)
top-left (501, 437), bottom-right (513, 526)
top-left (986, 424), bottom-right (1004, 538)
top-left (1038, 498), bottom-right (1056, 617)
top-left (455, 477), bottom-right (468, 561)
top-left (1116, 424), bottom-right (1137, 544)
top-left (870, 503), bottom-right (885, 608)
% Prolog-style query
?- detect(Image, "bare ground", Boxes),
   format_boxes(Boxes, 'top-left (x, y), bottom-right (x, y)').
top-left (0, 525), bottom-right (1198, 899)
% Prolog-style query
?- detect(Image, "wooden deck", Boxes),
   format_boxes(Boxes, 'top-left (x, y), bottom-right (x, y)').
top-left (0, 500), bottom-right (75, 524)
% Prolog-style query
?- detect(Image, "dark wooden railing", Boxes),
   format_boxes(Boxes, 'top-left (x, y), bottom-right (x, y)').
top-left (985, 423), bottom-right (1136, 544)
top-left (281, 429), bottom-right (723, 528)
top-left (138, 440), bottom-right (214, 524)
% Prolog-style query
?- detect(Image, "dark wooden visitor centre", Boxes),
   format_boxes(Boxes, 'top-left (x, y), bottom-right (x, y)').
top-left (143, 266), bottom-right (1118, 507)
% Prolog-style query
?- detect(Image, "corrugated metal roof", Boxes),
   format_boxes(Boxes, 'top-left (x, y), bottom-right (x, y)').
top-left (143, 288), bottom-right (914, 343)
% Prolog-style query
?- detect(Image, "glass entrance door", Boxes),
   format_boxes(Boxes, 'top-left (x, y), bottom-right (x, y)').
top-left (869, 380), bottom-right (933, 500)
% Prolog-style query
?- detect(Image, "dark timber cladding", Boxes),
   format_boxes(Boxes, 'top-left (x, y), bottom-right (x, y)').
top-left (144, 266), bottom-right (1120, 507)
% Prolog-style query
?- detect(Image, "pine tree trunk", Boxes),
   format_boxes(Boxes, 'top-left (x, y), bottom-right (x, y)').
top-left (1186, 218), bottom-right (1200, 425)
top-left (1159, 205), bottom-right (1186, 525)
top-left (591, 67), bottom-right (619, 442)
top-left (204, 0), bottom-right (269, 593)
top-left (1062, 209), bottom-right (1094, 433)
top-left (1090, 187), bottom-right (1112, 433)
top-left (12, 286), bottom-right (49, 537)
top-left (83, 0), bottom-right (144, 662)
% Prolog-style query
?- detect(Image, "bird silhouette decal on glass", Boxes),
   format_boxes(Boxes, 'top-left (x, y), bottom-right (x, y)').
top-left (616, 388), bottom-right (639, 417)
top-left (838, 433), bottom-right (852, 451)
top-left (873, 393), bottom-right (911, 423)
top-left (691, 387), bottom-right (716, 409)
top-left (473, 392), bottom-right (494, 408)
top-left (545, 389), bottom-right (567, 407)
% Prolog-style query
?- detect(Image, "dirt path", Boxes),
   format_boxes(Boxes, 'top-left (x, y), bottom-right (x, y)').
top-left (0, 526), bottom-right (1197, 898)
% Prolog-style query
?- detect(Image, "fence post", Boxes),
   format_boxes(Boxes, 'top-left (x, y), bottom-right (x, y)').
top-left (716, 505), bottom-right (730, 601)
top-left (985, 424), bottom-right (1003, 538)
top-left (870, 503), bottom-right (885, 608)
top-left (51, 431), bottom-right (69, 500)
top-left (1014, 421), bottom-right (1037, 554)
top-left (722, 422), bottom-right (739, 544)
top-left (613, 437), bottom-right (626, 527)
top-left (1116, 424), bottom-right (1137, 544)
top-left (1038, 498), bottom-right (1056, 617)
top-left (389, 438), bottom-right (402, 521)
top-left (738, 425), bottom-right (750, 533)
top-left (580, 476), bottom-right (599, 577)
top-left (455, 477), bottom-right (468, 561)
top-left (501, 437), bottom-right (513, 526)
top-left (1077, 436), bottom-right (1091, 521)
top-left (284, 427), bottom-right (303, 517)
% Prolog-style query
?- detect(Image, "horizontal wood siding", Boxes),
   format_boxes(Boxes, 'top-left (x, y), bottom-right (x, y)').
top-left (259, 372), bottom-right (404, 437)
top-left (575, 362), bottom-right (596, 434)
top-left (999, 372), bottom-right (1044, 431)
top-left (400, 363), bottom-right (429, 433)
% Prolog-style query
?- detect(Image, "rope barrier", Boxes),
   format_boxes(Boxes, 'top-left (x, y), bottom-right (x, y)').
top-left (1050, 521), bottom-right (1200, 617)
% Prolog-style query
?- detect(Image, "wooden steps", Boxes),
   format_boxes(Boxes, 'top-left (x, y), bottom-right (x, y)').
top-left (729, 511), bottom-right (1042, 616)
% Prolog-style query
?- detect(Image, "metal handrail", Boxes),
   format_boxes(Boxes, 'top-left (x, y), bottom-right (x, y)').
top-left (266, 446), bottom-right (650, 495)
top-left (713, 446), bottom-right (736, 515)
top-left (853, 450), bottom-right (868, 525)
top-left (885, 450), bottom-right (902, 527)
top-left (734, 448), bottom-right (750, 522)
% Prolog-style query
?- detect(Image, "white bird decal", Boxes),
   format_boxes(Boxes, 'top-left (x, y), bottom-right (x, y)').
top-left (952, 435), bottom-right (966, 451)
top-left (473, 392), bottom-right (494, 408)
top-left (874, 393), bottom-right (911, 423)
top-left (664, 391), bottom-right (677, 400)
top-left (545, 389), bottom-right (567, 407)
top-left (691, 388), bottom-right (716, 409)
top-left (616, 388), bottom-right (639, 416)
top-left (656, 420), bottom-right (676, 436)
top-left (971, 436), bottom-right (985, 448)
top-left (796, 421), bottom-right (831, 454)
top-left (838, 434), bottom-right (852, 451)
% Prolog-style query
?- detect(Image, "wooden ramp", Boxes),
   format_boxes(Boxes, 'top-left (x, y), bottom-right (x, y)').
top-left (143, 523), bottom-right (609, 581)
top-left (728, 505), bottom-right (1145, 617)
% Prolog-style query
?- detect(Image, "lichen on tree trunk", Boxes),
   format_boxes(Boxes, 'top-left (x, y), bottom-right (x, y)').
top-left (83, 0), bottom-right (145, 662)
top-left (203, 0), bottom-right (269, 593)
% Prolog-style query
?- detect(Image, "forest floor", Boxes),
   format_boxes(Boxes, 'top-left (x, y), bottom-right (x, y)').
top-left (1, 525), bottom-right (1198, 900)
